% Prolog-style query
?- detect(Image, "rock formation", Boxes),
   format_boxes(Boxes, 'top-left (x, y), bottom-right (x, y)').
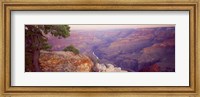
top-left (39, 50), bottom-right (94, 72)
top-left (93, 63), bottom-right (127, 72)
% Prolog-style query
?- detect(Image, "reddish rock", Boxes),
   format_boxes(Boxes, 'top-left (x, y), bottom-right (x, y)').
top-left (39, 51), bottom-right (94, 72)
top-left (139, 64), bottom-right (160, 72)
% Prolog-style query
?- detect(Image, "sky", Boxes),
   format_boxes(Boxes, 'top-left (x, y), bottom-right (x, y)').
top-left (69, 24), bottom-right (175, 31)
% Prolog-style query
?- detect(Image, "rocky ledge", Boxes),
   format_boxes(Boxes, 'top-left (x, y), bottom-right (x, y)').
top-left (39, 50), bottom-right (94, 72)
top-left (39, 50), bottom-right (127, 72)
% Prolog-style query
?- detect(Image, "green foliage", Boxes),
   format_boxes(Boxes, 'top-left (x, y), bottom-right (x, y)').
top-left (25, 25), bottom-right (70, 50)
top-left (63, 45), bottom-right (80, 54)
top-left (42, 43), bottom-right (52, 50)
top-left (44, 25), bottom-right (70, 38)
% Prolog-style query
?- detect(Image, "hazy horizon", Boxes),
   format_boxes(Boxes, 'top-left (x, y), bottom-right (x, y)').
top-left (69, 24), bottom-right (175, 31)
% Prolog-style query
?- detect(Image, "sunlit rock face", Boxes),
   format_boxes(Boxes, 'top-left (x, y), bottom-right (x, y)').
top-left (39, 51), bottom-right (94, 72)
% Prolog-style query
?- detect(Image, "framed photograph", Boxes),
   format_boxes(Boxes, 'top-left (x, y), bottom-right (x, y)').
top-left (0, 0), bottom-right (199, 97)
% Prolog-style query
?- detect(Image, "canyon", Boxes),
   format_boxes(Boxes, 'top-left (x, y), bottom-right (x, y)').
top-left (47, 27), bottom-right (175, 72)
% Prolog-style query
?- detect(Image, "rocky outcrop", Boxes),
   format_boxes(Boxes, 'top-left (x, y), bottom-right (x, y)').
top-left (93, 63), bottom-right (127, 72)
top-left (39, 51), bottom-right (127, 72)
top-left (39, 51), bottom-right (94, 72)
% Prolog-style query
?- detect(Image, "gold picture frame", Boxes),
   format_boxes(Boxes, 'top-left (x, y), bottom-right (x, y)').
top-left (0, 0), bottom-right (199, 97)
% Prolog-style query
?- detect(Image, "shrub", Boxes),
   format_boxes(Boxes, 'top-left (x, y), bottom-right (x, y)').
top-left (63, 45), bottom-right (79, 54)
